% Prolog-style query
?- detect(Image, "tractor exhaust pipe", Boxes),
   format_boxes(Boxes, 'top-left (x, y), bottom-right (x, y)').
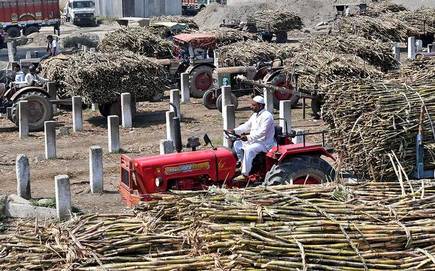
top-left (170, 103), bottom-right (183, 153)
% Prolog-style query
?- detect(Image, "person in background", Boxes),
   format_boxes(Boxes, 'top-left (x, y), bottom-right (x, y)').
top-left (46, 35), bottom-right (60, 57)
top-left (25, 64), bottom-right (48, 87)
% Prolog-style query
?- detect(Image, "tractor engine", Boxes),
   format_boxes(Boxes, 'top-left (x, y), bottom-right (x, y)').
top-left (119, 147), bottom-right (238, 206)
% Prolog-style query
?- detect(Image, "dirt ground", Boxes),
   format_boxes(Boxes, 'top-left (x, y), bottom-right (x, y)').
top-left (0, 94), bottom-right (325, 214)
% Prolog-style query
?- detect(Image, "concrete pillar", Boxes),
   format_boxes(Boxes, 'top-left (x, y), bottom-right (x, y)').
top-left (222, 86), bottom-right (232, 109)
top-left (91, 103), bottom-right (98, 111)
top-left (44, 121), bottom-right (57, 159)
top-left (160, 139), bottom-right (175, 154)
top-left (213, 50), bottom-right (219, 67)
top-left (55, 175), bottom-right (71, 220)
top-left (89, 146), bottom-right (103, 194)
top-left (180, 73), bottom-right (190, 104)
top-left (7, 42), bottom-right (15, 62)
top-left (16, 154), bottom-right (31, 200)
top-left (170, 89), bottom-right (181, 119)
top-left (72, 96), bottom-right (83, 132)
top-left (408, 37), bottom-right (416, 60)
top-left (25, 51), bottom-right (32, 59)
top-left (292, 129), bottom-right (305, 144)
top-left (18, 101), bottom-right (29, 139)
top-left (121, 93), bottom-right (132, 128)
top-left (432, 43), bottom-right (435, 53)
top-left (223, 105), bottom-right (236, 148)
top-left (264, 88), bottom-right (274, 113)
top-left (392, 42), bottom-right (400, 63)
top-left (82, 45), bottom-right (88, 52)
top-left (166, 111), bottom-right (175, 142)
top-left (279, 100), bottom-right (292, 134)
top-left (108, 115), bottom-right (120, 153)
top-left (47, 81), bottom-right (57, 114)
top-left (416, 39), bottom-right (423, 52)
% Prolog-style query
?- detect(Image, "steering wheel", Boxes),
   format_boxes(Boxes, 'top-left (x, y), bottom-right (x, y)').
top-left (224, 130), bottom-right (240, 141)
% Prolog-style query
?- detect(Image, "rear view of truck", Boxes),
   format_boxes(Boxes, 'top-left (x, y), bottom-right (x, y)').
top-left (0, 0), bottom-right (61, 37)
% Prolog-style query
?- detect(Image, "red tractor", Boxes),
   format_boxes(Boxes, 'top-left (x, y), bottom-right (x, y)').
top-left (119, 123), bottom-right (335, 206)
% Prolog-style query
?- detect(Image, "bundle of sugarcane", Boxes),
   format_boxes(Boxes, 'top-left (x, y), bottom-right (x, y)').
top-left (150, 15), bottom-right (199, 30)
top-left (3, 181), bottom-right (435, 270)
top-left (40, 54), bottom-right (72, 99)
top-left (205, 28), bottom-right (256, 47)
top-left (62, 33), bottom-right (99, 49)
top-left (283, 51), bottom-right (383, 94)
top-left (323, 80), bottom-right (435, 180)
top-left (250, 10), bottom-right (303, 32)
top-left (338, 15), bottom-right (412, 42)
top-left (61, 51), bottom-right (168, 105)
top-left (217, 40), bottom-right (296, 67)
top-left (303, 34), bottom-right (399, 71)
top-left (98, 27), bottom-right (173, 58)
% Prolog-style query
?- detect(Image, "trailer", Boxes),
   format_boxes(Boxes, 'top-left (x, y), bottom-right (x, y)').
top-left (0, 0), bottom-right (61, 38)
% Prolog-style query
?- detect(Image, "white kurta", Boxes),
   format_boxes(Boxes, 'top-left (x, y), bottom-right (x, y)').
top-left (233, 109), bottom-right (275, 175)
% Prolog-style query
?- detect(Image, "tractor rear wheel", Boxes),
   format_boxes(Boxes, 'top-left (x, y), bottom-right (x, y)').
top-left (264, 156), bottom-right (335, 186)
top-left (7, 27), bottom-right (20, 38)
top-left (216, 93), bottom-right (238, 113)
top-left (11, 91), bottom-right (53, 132)
top-left (189, 66), bottom-right (213, 98)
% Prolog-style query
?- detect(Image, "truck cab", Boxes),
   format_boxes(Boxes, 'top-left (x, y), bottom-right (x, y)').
top-left (65, 0), bottom-right (96, 26)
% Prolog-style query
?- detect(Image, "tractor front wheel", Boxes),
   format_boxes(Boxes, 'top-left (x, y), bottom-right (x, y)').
top-left (216, 93), bottom-right (238, 113)
top-left (264, 156), bottom-right (335, 186)
top-left (11, 91), bottom-right (53, 132)
top-left (202, 89), bottom-right (218, 109)
top-left (189, 66), bottom-right (213, 98)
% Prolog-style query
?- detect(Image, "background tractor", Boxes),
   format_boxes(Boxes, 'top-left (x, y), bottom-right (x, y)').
top-left (0, 60), bottom-right (53, 131)
top-left (202, 59), bottom-right (300, 112)
top-left (119, 117), bottom-right (335, 206)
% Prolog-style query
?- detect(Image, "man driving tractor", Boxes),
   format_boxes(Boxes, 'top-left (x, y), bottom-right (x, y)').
top-left (232, 96), bottom-right (275, 180)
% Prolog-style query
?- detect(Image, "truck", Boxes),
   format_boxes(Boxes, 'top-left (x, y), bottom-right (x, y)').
top-left (0, 0), bottom-right (61, 38)
top-left (182, 0), bottom-right (226, 16)
top-left (64, 0), bottom-right (96, 26)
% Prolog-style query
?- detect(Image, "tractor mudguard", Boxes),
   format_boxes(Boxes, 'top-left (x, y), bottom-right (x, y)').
top-left (10, 86), bottom-right (49, 102)
top-left (263, 68), bottom-right (284, 84)
top-left (268, 144), bottom-right (335, 162)
top-left (185, 63), bottom-right (216, 75)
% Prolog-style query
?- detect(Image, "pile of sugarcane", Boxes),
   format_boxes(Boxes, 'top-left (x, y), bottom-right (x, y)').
top-left (206, 28), bottom-right (256, 47)
top-left (323, 80), bottom-right (435, 180)
top-left (216, 40), bottom-right (295, 67)
top-left (303, 34), bottom-right (399, 71)
top-left (399, 58), bottom-right (435, 85)
top-left (53, 51), bottom-right (167, 105)
top-left (150, 15), bottom-right (199, 30)
top-left (2, 180), bottom-right (435, 270)
top-left (388, 8), bottom-right (435, 35)
top-left (40, 55), bottom-right (71, 99)
top-left (250, 10), bottom-right (303, 32)
top-left (283, 51), bottom-right (383, 94)
top-left (98, 27), bottom-right (173, 58)
top-left (366, 1), bottom-right (407, 16)
top-left (338, 15), bottom-right (412, 42)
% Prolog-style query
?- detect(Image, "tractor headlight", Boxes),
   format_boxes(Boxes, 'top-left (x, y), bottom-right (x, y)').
top-left (155, 177), bottom-right (162, 187)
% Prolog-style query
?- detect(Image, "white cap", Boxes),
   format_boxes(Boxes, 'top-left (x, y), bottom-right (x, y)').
top-left (253, 96), bottom-right (265, 104)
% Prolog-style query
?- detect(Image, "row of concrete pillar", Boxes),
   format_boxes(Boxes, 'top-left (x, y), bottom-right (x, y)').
top-left (16, 144), bottom-right (103, 220)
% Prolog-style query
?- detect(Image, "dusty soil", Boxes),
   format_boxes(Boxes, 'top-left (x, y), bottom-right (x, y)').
top-left (0, 94), bottom-right (325, 214)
